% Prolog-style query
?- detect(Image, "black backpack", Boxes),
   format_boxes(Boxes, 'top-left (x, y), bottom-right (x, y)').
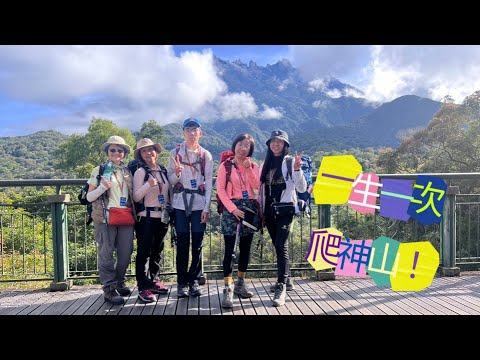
top-left (78, 164), bottom-right (106, 225)
top-left (127, 159), bottom-right (168, 214)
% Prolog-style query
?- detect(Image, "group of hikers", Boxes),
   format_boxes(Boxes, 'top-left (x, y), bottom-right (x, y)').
top-left (86, 117), bottom-right (313, 308)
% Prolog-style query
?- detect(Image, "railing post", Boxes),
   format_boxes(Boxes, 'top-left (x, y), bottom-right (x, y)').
top-left (316, 205), bottom-right (335, 280)
top-left (318, 204), bottom-right (331, 228)
top-left (439, 186), bottom-right (460, 276)
top-left (48, 194), bottom-right (72, 291)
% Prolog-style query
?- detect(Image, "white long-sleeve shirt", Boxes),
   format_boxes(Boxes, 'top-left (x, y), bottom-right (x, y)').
top-left (167, 142), bottom-right (213, 213)
top-left (133, 166), bottom-right (171, 218)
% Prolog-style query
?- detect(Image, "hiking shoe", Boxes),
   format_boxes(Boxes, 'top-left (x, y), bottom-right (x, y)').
top-left (189, 282), bottom-right (202, 297)
top-left (150, 281), bottom-right (168, 294)
top-left (270, 278), bottom-right (295, 292)
top-left (234, 279), bottom-right (254, 298)
top-left (177, 284), bottom-right (189, 298)
top-left (138, 289), bottom-right (157, 303)
top-left (116, 282), bottom-right (132, 296)
top-left (221, 284), bottom-right (234, 308)
top-left (103, 285), bottom-right (125, 305)
top-left (272, 282), bottom-right (286, 307)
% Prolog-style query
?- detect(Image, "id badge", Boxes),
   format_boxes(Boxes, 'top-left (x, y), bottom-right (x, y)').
top-left (119, 197), bottom-right (127, 206)
top-left (158, 194), bottom-right (165, 204)
top-left (190, 179), bottom-right (197, 189)
top-left (242, 190), bottom-right (249, 199)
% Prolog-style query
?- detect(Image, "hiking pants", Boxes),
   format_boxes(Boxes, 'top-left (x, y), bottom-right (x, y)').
top-left (135, 216), bottom-right (169, 291)
top-left (174, 209), bottom-right (206, 285)
top-left (95, 223), bottom-right (134, 290)
top-left (265, 214), bottom-right (294, 284)
top-left (222, 233), bottom-right (254, 277)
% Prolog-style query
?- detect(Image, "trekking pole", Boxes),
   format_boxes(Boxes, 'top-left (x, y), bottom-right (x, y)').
top-left (231, 220), bottom-right (242, 273)
top-left (256, 228), bottom-right (264, 250)
top-left (199, 233), bottom-right (206, 285)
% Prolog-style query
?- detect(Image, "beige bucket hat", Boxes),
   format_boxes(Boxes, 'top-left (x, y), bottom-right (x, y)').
top-left (101, 135), bottom-right (131, 154)
top-left (134, 138), bottom-right (162, 161)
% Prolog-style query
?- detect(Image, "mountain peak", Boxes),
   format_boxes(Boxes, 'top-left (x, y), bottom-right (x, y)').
top-left (232, 59), bottom-right (246, 66)
top-left (267, 58), bottom-right (293, 69)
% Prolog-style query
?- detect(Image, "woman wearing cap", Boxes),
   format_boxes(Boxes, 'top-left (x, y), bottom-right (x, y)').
top-left (132, 138), bottom-right (171, 303)
top-left (86, 135), bottom-right (135, 305)
top-left (258, 130), bottom-right (306, 307)
top-left (216, 133), bottom-right (260, 308)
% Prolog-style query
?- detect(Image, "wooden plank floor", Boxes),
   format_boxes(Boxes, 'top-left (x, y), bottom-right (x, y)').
top-left (1, 275), bottom-right (480, 315)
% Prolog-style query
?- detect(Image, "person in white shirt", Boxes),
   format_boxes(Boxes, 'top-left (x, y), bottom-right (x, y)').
top-left (167, 117), bottom-right (213, 298)
top-left (86, 135), bottom-right (135, 305)
top-left (132, 138), bottom-right (171, 303)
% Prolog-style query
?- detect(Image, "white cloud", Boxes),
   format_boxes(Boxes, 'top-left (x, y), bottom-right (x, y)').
top-left (258, 104), bottom-right (283, 119)
top-left (290, 45), bottom-right (480, 103)
top-left (0, 45), bottom-right (293, 133)
top-left (0, 45), bottom-right (234, 132)
top-left (308, 79), bottom-right (327, 92)
top-left (308, 78), bottom-right (364, 99)
top-left (278, 78), bottom-right (292, 91)
top-left (201, 92), bottom-right (258, 120)
top-left (312, 100), bottom-right (330, 109)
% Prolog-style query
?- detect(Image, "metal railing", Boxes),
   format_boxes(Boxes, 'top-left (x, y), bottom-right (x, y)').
top-left (1, 173), bottom-right (480, 284)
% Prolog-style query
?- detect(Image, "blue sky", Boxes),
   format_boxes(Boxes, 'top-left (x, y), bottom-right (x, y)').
top-left (173, 45), bottom-right (290, 66)
top-left (1, 45), bottom-right (479, 137)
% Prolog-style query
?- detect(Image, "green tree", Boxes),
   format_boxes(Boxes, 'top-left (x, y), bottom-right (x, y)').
top-left (54, 117), bottom-right (135, 178)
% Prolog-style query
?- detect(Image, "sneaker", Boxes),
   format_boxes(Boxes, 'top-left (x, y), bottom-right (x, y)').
top-left (221, 284), bottom-right (234, 308)
top-left (150, 281), bottom-right (169, 294)
top-left (138, 289), bottom-right (157, 303)
top-left (103, 285), bottom-right (125, 305)
top-left (272, 282), bottom-right (286, 307)
top-left (177, 284), bottom-right (189, 298)
top-left (116, 282), bottom-right (132, 296)
top-left (270, 278), bottom-right (295, 292)
top-left (189, 282), bottom-right (202, 297)
top-left (234, 279), bottom-right (254, 298)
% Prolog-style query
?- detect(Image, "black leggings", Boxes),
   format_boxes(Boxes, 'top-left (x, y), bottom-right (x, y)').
top-left (266, 214), bottom-right (293, 284)
top-left (135, 217), bottom-right (168, 290)
top-left (222, 233), bottom-right (254, 277)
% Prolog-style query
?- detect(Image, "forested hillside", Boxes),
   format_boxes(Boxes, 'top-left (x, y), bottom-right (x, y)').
top-left (0, 130), bottom-right (70, 179)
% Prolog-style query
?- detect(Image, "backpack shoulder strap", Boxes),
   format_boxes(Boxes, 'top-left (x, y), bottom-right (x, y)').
top-left (199, 146), bottom-right (206, 178)
top-left (285, 156), bottom-right (293, 181)
top-left (159, 164), bottom-right (168, 184)
top-left (142, 163), bottom-right (151, 183)
top-left (175, 144), bottom-right (181, 159)
top-left (96, 164), bottom-right (106, 186)
top-left (201, 152), bottom-right (206, 178)
top-left (224, 159), bottom-right (234, 184)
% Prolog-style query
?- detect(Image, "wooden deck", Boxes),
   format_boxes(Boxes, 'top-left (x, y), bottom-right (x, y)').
top-left (1, 274), bottom-right (480, 315)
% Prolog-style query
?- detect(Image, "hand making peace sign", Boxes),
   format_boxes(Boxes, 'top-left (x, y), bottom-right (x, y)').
top-left (172, 155), bottom-right (184, 177)
top-left (294, 151), bottom-right (304, 171)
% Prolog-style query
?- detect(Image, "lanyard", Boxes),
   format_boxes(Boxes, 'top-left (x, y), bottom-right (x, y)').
top-left (152, 168), bottom-right (163, 193)
top-left (184, 148), bottom-right (200, 178)
top-left (113, 171), bottom-right (124, 193)
top-left (236, 164), bottom-right (247, 191)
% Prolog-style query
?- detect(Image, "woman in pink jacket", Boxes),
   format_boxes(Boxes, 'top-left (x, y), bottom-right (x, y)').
top-left (216, 133), bottom-right (260, 308)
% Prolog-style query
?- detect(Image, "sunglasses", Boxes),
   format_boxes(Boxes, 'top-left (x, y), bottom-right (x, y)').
top-left (109, 148), bottom-right (125, 153)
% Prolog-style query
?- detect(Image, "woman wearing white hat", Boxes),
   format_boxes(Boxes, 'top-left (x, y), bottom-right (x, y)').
top-left (132, 138), bottom-right (171, 303)
top-left (86, 135), bottom-right (135, 305)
